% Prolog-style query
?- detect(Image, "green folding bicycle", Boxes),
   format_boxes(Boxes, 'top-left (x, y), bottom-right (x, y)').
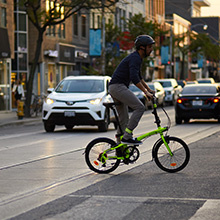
top-left (85, 97), bottom-right (190, 174)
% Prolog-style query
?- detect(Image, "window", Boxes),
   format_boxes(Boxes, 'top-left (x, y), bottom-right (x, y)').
top-left (73, 13), bottom-right (78, 36)
top-left (97, 15), bottom-right (101, 29)
top-left (81, 15), bottom-right (86, 38)
top-left (19, 13), bottom-right (26, 31)
top-left (46, 25), bottom-right (56, 37)
top-left (1, 7), bottom-right (6, 27)
top-left (58, 23), bottom-right (65, 38)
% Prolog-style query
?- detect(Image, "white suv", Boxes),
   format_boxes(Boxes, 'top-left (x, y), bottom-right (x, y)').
top-left (42, 75), bottom-right (114, 132)
top-left (153, 78), bottom-right (182, 105)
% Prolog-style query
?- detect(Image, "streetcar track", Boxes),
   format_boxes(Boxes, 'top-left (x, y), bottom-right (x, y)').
top-left (0, 147), bottom-right (85, 170)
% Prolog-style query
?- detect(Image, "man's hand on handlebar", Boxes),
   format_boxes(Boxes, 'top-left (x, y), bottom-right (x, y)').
top-left (144, 90), bottom-right (154, 100)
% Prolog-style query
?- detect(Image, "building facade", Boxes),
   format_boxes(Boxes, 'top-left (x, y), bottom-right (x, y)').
top-left (0, 0), bottom-right (13, 111)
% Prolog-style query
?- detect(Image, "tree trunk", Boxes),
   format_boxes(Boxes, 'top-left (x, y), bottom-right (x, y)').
top-left (180, 53), bottom-right (185, 80)
top-left (25, 30), bottom-right (44, 117)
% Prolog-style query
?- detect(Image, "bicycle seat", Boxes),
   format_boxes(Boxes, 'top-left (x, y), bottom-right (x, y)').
top-left (103, 102), bottom-right (120, 108)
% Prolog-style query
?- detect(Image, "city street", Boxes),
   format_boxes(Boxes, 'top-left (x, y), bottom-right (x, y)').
top-left (1, 107), bottom-right (220, 219)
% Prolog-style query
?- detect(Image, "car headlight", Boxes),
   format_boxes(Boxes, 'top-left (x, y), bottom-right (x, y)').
top-left (46, 98), bottom-right (54, 105)
top-left (89, 98), bottom-right (102, 105)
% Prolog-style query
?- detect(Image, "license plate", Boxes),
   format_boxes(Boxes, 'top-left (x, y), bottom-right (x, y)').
top-left (64, 111), bottom-right (75, 117)
top-left (192, 100), bottom-right (203, 106)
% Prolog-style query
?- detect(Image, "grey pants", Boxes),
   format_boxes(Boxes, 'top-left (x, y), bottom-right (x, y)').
top-left (109, 83), bottom-right (145, 139)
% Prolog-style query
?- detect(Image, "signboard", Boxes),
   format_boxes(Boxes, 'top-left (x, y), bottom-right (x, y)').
top-left (161, 46), bottom-right (169, 65)
top-left (89, 29), bottom-right (101, 56)
top-left (59, 44), bottom-right (75, 63)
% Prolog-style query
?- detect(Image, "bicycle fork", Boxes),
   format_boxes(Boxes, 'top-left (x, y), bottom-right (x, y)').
top-left (152, 133), bottom-right (174, 160)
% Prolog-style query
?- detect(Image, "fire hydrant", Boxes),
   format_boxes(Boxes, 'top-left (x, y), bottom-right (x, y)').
top-left (17, 100), bottom-right (24, 119)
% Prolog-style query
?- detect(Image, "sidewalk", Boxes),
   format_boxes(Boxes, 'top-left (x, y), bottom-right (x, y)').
top-left (0, 110), bottom-right (42, 127)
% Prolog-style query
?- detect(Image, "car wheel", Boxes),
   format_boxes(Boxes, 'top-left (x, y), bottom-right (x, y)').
top-left (44, 121), bottom-right (55, 132)
top-left (175, 116), bottom-right (182, 124)
top-left (98, 111), bottom-right (109, 132)
top-left (65, 125), bottom-right (74, 130)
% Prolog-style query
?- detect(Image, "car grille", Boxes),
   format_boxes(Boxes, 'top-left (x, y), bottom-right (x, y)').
top-left (52, 107), bottom-right (89, 109)
top-left (47, 112), bottom-right (97, 125)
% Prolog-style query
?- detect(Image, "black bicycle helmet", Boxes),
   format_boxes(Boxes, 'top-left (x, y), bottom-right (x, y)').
top-left (135, 35), bottom-right (155, 50)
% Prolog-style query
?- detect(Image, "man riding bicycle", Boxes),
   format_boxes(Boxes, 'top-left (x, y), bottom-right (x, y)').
top-left (109, 35), bottom-right (155, 145)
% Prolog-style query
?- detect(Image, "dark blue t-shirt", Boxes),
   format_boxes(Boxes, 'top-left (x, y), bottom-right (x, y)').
top-left (109, 51), bottom-right (142, 87)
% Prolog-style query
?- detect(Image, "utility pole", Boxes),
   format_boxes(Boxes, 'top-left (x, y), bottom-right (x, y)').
top-left (101, 0), bottom-right (105, 75)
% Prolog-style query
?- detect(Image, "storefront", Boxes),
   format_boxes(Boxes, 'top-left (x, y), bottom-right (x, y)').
top-left (0, 28), bottom-right (11, 111)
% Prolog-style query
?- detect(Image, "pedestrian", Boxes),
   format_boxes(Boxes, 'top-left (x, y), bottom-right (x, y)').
top-left (12, 79), bottom-right (25, 107)
top-left (109, 35), bottom-right (155, 145)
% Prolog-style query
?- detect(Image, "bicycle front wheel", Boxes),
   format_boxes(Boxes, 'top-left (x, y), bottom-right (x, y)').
top-left (85, 138), bottom-right (120, 174)
top-left (153, 136), bottom-right (190, 173)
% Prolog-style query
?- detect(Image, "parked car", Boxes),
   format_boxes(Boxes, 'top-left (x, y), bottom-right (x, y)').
top-left (129, 82), bottom-right (165, 109)
top-left (197, 78), bottom-right (215, 84)
top-left (147, 82), bottom-right (165, 108)
top-left (175, 84), bottom-right (220, 124)
top-left (42, 75), bottom-right (114, 132)
top-left (153, 78), bottom-right (182, 105)
top-left (129, 84), bottom-right (146, 108)
top-left (186, 80), bottom-right (198, 85)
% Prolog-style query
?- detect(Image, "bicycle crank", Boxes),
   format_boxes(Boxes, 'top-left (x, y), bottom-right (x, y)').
top-left (123, 146), bottom-right (140, 164)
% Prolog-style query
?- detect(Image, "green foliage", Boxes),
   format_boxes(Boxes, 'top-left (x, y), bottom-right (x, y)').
top-left (104, 13), bottom-right (167, 76)
top-left (190, 33), bottom-right (220, 61)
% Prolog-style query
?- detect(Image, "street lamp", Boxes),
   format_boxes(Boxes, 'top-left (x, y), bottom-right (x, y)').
top-left (191, 23), bottom-right (208, 31)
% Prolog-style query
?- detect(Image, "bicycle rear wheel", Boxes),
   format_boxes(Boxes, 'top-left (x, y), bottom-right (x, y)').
top-left (153, 136), bottom-right (190, 173)
top-left (85, 137), bottom-right (120, 174)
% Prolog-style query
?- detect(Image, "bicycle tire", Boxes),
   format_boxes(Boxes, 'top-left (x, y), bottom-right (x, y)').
top-left (153, 136), bottom-right (190, 173)
top-left (85, 137), bottom-right (120, 174)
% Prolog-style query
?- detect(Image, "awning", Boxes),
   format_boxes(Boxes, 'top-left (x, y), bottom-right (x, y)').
top-left (0, 28), bottom-right (11, 58)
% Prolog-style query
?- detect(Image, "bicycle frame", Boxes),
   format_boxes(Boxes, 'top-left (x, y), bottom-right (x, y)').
top-left (101, 101), bottom-right (173, 163)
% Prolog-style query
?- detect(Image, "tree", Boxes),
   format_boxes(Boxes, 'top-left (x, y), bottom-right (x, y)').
top-left (189, 33), bottom-right (220, 62)
top-left (126, 13), bottom-right (167, 78)
top-left (19, 0), bottom-right (117, 117)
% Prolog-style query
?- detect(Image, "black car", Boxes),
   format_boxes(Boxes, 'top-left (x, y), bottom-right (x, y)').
top-left (175, 84), bottom-right (220, 124)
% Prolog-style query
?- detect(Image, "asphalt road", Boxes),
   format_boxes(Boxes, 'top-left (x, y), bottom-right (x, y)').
top-left (7, 130), bottom-right (220, 220)
top-left (1, 107), bottom-right (220, 220)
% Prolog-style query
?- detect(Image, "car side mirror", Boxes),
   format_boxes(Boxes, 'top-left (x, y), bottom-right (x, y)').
top-left (47, 88), bottom-right (54, 94)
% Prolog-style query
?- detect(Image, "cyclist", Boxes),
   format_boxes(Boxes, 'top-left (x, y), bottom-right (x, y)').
top-left (109, 35), bottom-right (155, 145)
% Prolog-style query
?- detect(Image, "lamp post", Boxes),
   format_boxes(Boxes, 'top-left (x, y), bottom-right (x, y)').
top-left (189, 23), bottom-right (208, 80)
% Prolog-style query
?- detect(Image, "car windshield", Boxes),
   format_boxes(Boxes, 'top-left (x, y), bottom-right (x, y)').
top-left (158, 81), bottom-right (171, 87)
top-left (55, 79), bottom-right (104, 93)
top-left (182, 86), bottom-right (217, 95)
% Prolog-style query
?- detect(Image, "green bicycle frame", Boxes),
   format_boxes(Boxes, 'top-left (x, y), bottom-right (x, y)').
top-left (101, 125), bottom-right (173, 163)
top-left (100, 102), bottom-right (174, 163)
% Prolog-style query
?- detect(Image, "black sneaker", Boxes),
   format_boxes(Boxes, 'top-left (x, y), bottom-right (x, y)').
top-left (121, 137), bottom-right (142, 145)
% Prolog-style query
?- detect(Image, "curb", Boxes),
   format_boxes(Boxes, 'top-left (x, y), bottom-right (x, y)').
top-left (0, 117), bottom-right (42, 128)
